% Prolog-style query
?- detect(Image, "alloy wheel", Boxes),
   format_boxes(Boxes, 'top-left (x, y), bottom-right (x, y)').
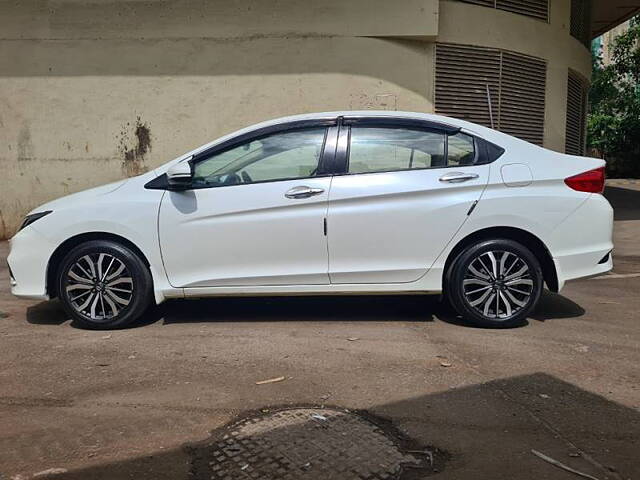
top-left (462, 250), bottom-right (534, 320)
top-left (64, 253), bottom-right (134, 321)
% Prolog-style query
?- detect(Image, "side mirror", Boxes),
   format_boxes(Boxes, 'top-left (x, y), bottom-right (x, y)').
top-left (166, 161), bottom-right (193, 191)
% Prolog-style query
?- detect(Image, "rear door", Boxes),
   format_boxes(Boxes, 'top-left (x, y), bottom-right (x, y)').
top-left (327, 118), bottom-right (491, 284)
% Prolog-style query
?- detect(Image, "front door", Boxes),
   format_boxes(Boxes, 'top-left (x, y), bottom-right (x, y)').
top-left (159, 126), bottom-right (332, 288)
top-left (327, 123), bottom-right (490, 284)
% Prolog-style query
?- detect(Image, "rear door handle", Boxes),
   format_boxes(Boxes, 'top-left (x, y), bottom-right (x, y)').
top-left (439, 172), bottom-right (479, 183)
top-left (285, 186), bottom-right (325, 199)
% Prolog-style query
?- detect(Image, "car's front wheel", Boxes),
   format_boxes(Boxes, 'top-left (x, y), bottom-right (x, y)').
top-left (57, 240), bottom-right (153, 329)
top-left (447, 239), bottom-right (543, 328)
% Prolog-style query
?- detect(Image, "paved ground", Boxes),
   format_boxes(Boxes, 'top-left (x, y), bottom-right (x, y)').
top-left (1, 181), bottom-right (639, 480)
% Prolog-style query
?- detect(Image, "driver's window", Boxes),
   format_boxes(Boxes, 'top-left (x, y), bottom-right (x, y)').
top-left (192, 128), bottom-right (327, 188)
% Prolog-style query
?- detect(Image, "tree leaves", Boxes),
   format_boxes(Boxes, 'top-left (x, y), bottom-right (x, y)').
top-left (588, 16), bottom-right (640, 177)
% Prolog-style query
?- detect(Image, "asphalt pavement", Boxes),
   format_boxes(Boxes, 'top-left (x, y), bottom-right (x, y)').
top-left (0, 180), bottom-right (638, 479)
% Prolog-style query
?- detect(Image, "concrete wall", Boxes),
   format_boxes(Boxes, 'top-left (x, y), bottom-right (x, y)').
top-left (0, 0), bottom-right (590, 239)
top-left (438, 0), bottom-right (592, 153)
top-left (0, 0), bottom-right (437, 238)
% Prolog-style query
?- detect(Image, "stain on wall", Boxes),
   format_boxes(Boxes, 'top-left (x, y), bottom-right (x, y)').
top-left (117, 117), bottom-right (151, 177)
top-left (0, 210), bottom-right (6, 240)
top-left (17, 124), bottom-right (34, 161)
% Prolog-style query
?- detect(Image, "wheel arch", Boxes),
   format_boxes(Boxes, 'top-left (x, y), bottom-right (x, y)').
top-left (443, 226), bottom-right (559, 292)
top-left (46, 232), bottom-right (152, 298)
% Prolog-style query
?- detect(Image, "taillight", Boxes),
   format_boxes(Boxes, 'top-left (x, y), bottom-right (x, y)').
top-left (564, 167), bottom-right (605, 193)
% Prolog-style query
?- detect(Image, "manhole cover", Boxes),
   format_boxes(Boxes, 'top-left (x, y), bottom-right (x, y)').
top-left (189, 407), bottom-right (442, 480)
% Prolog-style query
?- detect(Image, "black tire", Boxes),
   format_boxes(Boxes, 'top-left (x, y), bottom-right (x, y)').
top-left (56, 240), bottom-right (153, 329)
top-left (446, 239), bottom-right (543, 328)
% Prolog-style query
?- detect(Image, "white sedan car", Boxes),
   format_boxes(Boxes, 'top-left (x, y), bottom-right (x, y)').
top-left (8, 112), bottom-right (613, 329)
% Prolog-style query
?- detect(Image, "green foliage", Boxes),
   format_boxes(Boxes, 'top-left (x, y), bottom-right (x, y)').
top-left (588, 16), bottom-right (640, 177)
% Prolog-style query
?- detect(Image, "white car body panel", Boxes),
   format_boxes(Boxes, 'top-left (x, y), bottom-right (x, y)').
top-left (8, 176), bottom-right (177, 304)
top-left (159, 177), bottom-right (332, 287)
top-left (7, 111), bottom-right (613, 305)
top-left (326, 165), bottom-right (489, 284)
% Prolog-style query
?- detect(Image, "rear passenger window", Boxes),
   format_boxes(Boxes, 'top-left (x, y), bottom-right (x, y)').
top-left (447, 132), bottom-right (476, 166)
top-left (348, 127), bottom-right (446, 174)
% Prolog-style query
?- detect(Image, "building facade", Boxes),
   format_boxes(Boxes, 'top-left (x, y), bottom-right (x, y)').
top-left (595, 19), bottom-right (633, 65)
top-left (0, 0), bottom-right (638, 238)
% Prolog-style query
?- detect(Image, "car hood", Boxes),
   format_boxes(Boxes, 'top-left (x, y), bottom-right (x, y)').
top-left (30, 179), bottom-right (129, 215)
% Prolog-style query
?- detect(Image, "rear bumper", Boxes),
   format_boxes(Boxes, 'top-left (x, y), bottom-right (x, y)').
top-left (7, 226), bottom-right (54, 300)
top-left (554, 249), bottom-right (613, 290)
top-left (549, 194), bottom-right (614, 291)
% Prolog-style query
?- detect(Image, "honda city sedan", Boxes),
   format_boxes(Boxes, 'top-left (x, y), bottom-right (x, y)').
top-left (8, 112), bottom-right (613, 329)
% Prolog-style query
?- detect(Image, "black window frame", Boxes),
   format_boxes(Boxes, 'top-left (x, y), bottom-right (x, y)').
top-left (145, 118), bottom-right (338, 190)
top-left (145, 115), bottom-right (505, 189)
top-left (332, 117), bottom-right (503, 176)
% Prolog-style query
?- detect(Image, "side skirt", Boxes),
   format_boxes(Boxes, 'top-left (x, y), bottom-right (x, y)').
top-left (169, 286), bottom-right (442, 299)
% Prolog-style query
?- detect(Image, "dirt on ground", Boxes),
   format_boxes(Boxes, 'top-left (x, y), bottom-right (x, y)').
top-left (0, 181), bottom-right (638, 480)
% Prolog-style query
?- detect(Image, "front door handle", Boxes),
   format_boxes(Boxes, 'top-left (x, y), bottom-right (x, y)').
top-left (285, 186), bottom-right (325, 199)
top-left (439, 172), bottom-right (480, 183)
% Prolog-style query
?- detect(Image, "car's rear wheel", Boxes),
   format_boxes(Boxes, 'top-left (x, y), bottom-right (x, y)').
top-left (57, 240), bottom-right (153, 329)
top-left (447, 239), bottom-right (543, 328)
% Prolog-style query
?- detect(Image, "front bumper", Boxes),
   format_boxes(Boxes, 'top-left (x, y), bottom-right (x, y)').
top-left (7, 226), bottom-right (54, 300)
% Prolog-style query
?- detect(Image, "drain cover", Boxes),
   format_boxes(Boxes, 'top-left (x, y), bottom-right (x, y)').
top-left (190, 407), bottom-right (436, 480)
